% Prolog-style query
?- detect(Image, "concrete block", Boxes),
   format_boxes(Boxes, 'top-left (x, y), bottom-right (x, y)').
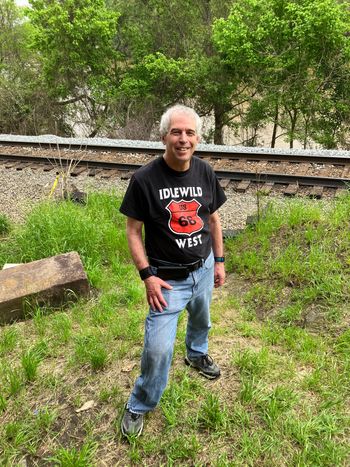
top-left (0, 252), bottom-right (89, 325)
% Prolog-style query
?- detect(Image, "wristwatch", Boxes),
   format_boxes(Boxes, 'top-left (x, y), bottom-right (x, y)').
top-left (139, 266), bottom-right (154, 280)
top-left (214, 256), bottom-right (225, 263)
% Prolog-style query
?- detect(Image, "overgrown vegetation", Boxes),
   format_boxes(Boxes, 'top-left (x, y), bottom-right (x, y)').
top-left (0, 192), bottom-right (349, 465)
top-left (2, 0), bottom-right (350, 146)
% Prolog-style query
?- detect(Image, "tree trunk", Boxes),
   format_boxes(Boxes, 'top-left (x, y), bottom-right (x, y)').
top-left (289, 109), bottom-right (298, 149)
top-left (213, 105), bottom-right (225, 145)
top-left (270, 103), bottom-right (279, 148)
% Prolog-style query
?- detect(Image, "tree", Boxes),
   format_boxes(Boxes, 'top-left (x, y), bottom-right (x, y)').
top-left (0, 0), bottom-right (69, 135)
top-left (111, 0), bottom-right (248, 143)
top-left (26, 0), bottom-right (121, 136)
top-left (213, 0), bottom-right (350, 148)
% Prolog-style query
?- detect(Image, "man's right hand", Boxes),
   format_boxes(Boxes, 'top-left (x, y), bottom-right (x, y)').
top-left (144, 276), bottom-right (172, 312)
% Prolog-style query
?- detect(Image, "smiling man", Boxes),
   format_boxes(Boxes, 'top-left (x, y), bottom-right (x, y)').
top-left (119, 104), bottom-right (227, 437)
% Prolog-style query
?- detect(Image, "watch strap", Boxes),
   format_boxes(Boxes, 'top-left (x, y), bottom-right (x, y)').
top-left (139, 266), bottom-right (154, 280)
top-left (214, 256), bottom-right (225, 263)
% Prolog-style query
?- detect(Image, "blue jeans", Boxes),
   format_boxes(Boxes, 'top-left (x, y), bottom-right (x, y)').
top-left (127, 252), bottom-right (214, 414)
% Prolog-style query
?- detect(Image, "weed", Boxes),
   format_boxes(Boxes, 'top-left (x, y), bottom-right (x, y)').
top-left (74, 333), bottom-right (108, 370)
top-left (48, 440), bottom-right (98, 466)
top-left (238, 376), bottom-right (261, 404)
top-left (234, 347), bottom-right (270, 377)
top-left (165, 434), bottom-right (200, 463)
top-left (0, 327), bottom-right (18, 355)
top-left (99, 385), bottom-right (123, 404)
top-left (0, 393), bottom-right (7, 412)
top-left (197, 393), bottom-right (228, 432)
top-left (0, 213), bottom-right (11, 235)
top-left (21, 344), bottom-right (47, 383)
top-left (5, 367), bottom-right (23, 396)
top-left (257, 386), bottom-right (298, 427)
top-left (51, 312), bottom-right (72, 344)
top-left (161, 373), bottom-right (203, 428)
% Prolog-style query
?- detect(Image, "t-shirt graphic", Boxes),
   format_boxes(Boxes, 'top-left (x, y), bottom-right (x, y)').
top-left (166, 199), bottom-right (204, 236)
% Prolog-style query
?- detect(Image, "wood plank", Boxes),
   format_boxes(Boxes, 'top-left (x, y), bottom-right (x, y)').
top-left (0, 252), bottom-right (89, 325)
top-left (284, 184), bottom-right (299, 196)
top-left (101, 169), bottom-right (120, 179)
top-left (259, 182), bottom-right (274, 194)
top-left (15, 163), bottom-right (31, 170)
top-left (219, 179), bottom-right (230, 189)
top-left (236, 180), bottom-right (251, 192)
top-left (88, 168), bottom-right (103, 177)
top-left (335, 187), bottom-right (348, 198)
top-left (5, 162), bottom-right (20, 169)
top-left (309, 186), bottom-right (324, 199)
top-left (70, 166), bottom-right (87, 176)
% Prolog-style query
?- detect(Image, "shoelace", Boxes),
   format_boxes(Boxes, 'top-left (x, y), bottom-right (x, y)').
top-left (130, 412), bottom-right (141, 420)
top-left (201, 355), bottom-right (213, 367)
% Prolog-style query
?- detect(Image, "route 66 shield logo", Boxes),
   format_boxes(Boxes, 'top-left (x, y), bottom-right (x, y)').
top-left (166, 199), bottom-right (204, 236)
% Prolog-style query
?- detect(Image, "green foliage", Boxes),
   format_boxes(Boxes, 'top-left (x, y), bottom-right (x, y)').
top-left (0, 214), bottom-right (11, 235)
top-left (0, 192), bottom-right (129, 286)
top-left (48, 441), bottom-right (97, 466)
top-left (28, 0), bottom-right (120, 99)
top-left (74, 332), bottom-right (108, 370)
top-left (213, 0), bottom-right (350, 147)
top-left (226, 196), bottom-right (350, 314)
top-left (0, 192), bottom-right (350, 465)
top-left (197, 393), bottom-right (228, 432)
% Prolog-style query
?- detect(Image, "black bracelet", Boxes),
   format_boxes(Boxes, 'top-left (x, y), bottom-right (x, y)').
top-left (214, 256), bottom-right (225, 263)
top-left (139, 266), bottom-right (154, 280)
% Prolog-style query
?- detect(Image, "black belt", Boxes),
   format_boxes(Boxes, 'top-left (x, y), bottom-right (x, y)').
top-left (149, 257), bottom-right (204, 280)
top-left (150, 258), bottom-right (204, 271)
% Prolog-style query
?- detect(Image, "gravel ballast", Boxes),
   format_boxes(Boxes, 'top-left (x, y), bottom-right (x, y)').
top-left (1, 166), bottom-right (266, 231)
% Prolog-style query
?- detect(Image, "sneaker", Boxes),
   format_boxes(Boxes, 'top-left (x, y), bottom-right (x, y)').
top-left (121, 407), bottom-right (144, 437)
top-left (185, 354), bottom-right (220, 380)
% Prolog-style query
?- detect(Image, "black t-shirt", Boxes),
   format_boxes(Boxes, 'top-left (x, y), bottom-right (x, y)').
top-left (119, 156), bottom-right (226, 263)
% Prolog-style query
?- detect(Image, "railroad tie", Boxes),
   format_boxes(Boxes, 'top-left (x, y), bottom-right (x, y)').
top-left (219, 179), bottom-right (230, 189)
top-left (341, 166), bottom-right (350, 178)
top-left (284, 184), bottom-right (299, 197)
top-left (309, 186), bottom-right (324, 199)
top-left (236, 180), bottom-right (251, 192)
top-left (101, 169), bottom-right (120, 179)
top-left (15, 162), bottom-right (31, 170)
top-left (88, 168), bottom-right (103, 177)
top-left (120, 171), bottom-right (134, 180)
top-left (5, 162), bottom-right (20, 169)
top-left (70, 166), bottom-right (87, 177)
top-left (259, 182), bottom-right (274, 194)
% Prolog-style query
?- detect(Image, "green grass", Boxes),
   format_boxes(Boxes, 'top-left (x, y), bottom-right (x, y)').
top-left (0, 213), bottom-right (11, 236)
top-left (0, 192), bottom-right (349, 465)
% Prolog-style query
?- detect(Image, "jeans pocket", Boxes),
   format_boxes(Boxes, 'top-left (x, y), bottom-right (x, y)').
top-left (204, 251), bottom-right (214, 269)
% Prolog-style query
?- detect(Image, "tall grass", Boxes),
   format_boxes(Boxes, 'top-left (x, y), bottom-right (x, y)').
top-left (226, 195), bottom-right (350, 314)
top-left (0, 192), bottom-right (129, 287)
top-left (1, 192), bottom-right (350, 465)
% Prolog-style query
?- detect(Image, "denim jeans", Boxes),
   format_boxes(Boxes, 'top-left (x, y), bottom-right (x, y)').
top-left (127, 252), bottom-right (214, 414)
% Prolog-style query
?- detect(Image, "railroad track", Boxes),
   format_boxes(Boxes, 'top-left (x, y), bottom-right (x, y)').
top-left (1, 138), bottom-right (350, 198)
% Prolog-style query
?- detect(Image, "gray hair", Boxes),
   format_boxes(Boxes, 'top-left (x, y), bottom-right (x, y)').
top-left (159, 104), bottom-right (202, 137)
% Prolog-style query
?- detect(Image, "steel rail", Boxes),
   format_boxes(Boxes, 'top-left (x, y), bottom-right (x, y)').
top-left (215, 170), bottom-right (350, 188)
top-left (0, 153), bottom-right (142, 172)
top-left (1, 138), bottom-right (350, 165)
top-left (1, 153), bottom-right (350, 189)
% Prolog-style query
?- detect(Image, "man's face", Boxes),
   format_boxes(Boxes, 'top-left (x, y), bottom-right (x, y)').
top-left (162, 113), bottom-right (200, 171)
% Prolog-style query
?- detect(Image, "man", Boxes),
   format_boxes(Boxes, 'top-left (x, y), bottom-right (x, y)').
top-left (119, 104), bottom-right (226, 437)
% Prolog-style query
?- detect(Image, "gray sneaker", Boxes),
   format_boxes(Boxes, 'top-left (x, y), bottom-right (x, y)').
top-left (185, 354), bottom-right (221, 379)
top-left (121, 407), bottom-right (144, 437)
